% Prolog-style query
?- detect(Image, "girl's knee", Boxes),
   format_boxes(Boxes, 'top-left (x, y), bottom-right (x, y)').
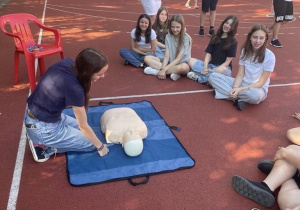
top-left (287, 127), bottom-right (300, 145)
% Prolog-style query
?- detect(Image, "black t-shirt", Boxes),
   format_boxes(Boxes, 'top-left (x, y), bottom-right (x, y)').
top-left (27, 58), bottom-right (85, 123)
top-left (205, 37), bottom-right (238, 68)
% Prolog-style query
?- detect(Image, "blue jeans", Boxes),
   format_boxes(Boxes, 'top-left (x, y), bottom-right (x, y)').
top-left (24, 109), bottom-right (95, 158)
top-left (155, 46), bottom-right (165, 60)
top-left (119, 48), bottom-right (145, 67)
top-left (191, 59), bottom-right (232, 83)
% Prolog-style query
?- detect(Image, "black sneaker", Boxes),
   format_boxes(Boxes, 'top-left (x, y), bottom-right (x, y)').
top-left (140, 63), bottom-right (147, 69)
top-left (27, 135), bottom-right (49, 162)
top-left (237, 100), bottom-right (249, 111)
top-left (232, 175), bottom-right (275, 208)
top-left (208, 29), bottom-right (214, 37)
top-left (199, 28), bottom-right (204, 36)
top-left (233, 99), bottom-right (238, 106)
top-left (270, 39), bottom-right (282, 48)
top-left (257, 160), bottom-right (274, 174)
top-left (124, 60), bottom-right (129, 65)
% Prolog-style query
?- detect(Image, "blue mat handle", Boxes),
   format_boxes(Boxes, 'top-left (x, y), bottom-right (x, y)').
top-left (98, 101), bottom-right (114, 105)
top-left (128, 175), bottom-right (150, 186)
top-left (169, 126), bottom-right (181, 132)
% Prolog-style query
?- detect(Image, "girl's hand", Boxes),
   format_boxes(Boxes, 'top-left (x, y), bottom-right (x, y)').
top-left (229, 88), bottom-right (240, 99)
top-left (97, 144), bottom-right (109, 156)
top-left (293, 113), bottom-right (300, 121)
top-left (201, 67), bottom-right (210, 75)
top-left (157, 70), bottom-right (166, 80)
top-left (274, 147), bottom-right (287, 161)
top-left (214, 65), bottom-right (227, 74)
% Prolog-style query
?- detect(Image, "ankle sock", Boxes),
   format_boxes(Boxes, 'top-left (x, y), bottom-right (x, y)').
top-left (272, 38), bottom-right (278, 41)
top-left (249, 181), bottom-right (274, 196)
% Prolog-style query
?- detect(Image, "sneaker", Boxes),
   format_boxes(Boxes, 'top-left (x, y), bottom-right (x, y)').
top-left (170, 73), bottom-right (181, 81)
top-left (194, 5), bottom-right (199, 9)
top-left (237, 100), bottom-right (249, 111)
top-left (270, 39), bottom-right (282, 48)
top-left (124, 60), bottom-right (129, 66)
top-left (257, 160), bottom-right (274, 174)
top-left (185, 3), bottom-right (191, 8)
top-left (187, 72), bottom-right (199, 81)
top-left (233, 99), bottom-right (238, 107)
top-left (140, 63), bottom-right (147, 69)
top-left (199, 28), bottom-right (204, 36)
top-left (27, 135), bottom-right (49, 163)
top-left (144, 66), bottom-right (159, 75)
top-left (266, 13), bottom-right (275, 17)
top-left (232, 175), bottom-right (275, 208)
top-left (208, 29), bottom-right (214, 37)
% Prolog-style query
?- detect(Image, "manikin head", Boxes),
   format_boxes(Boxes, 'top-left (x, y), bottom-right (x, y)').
top-left (123, 128), bottom-right (144, 157)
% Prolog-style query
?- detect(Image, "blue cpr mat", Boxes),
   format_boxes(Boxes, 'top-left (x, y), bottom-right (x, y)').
top-left (63, 101), bottom-right (195, 186)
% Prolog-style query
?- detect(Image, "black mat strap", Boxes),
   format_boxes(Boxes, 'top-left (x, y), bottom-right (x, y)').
top-left (128, 175), bottom-right (150, 186)
top-left (98, 101), bottom-right (114, 105)
top-left (169, 126), bottom-right (181, 132)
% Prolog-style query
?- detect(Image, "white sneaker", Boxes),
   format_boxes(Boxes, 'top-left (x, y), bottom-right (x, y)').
top-left (170, 73), bottom-right (181, 81)
top-left (185, 3), bottom-right (191, 8)
top-left (187, 72), bottom-right (199, 81)
top-left (194, 5), bottom-right (199, 9)
top-left (144, 67), bottom-right (159, 75)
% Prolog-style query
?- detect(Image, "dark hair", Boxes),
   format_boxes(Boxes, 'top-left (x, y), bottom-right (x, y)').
top-left (135, 14), bottom-right (152, 44)
top-left (240, 24), bottom-right (268, 63)
top-left (74, 48), bottom-right (108, 108)
top-left (211, 15), bottom-right (239, 50)
top-left (152, 6), bottom-right (169, 42)
top-left (169, 14), bottom-right (191, 57)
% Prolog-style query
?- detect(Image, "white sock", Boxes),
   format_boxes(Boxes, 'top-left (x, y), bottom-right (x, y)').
top-left (144, 67), bottom-right (159, 76)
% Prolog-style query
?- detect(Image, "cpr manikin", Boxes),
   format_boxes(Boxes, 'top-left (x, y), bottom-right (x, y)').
top-left (100, 107), bottom-right (148, 157)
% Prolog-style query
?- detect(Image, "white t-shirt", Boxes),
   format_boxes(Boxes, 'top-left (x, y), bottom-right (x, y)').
top-left (140, 0), bottom-right (162, 15)
top-left (165, 33), bottom-right (191, 64)
top-left (130, 28), bottom-right (156, 49)
top-left (239, 48), bottom-right (276, 92)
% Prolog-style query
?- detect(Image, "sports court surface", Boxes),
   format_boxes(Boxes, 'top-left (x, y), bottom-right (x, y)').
top-left (0, 0), bottom-right (300, 209)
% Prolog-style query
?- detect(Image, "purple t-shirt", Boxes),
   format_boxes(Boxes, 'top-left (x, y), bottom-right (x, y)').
top-left (27, 58), bottom-right (85, 123)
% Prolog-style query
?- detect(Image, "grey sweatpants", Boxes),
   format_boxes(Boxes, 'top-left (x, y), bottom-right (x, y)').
top-left (208, 72), bottom-right (267, 104)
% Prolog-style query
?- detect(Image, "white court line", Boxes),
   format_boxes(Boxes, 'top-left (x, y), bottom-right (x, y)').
top-left (6, 1), bottom-right (47, 210)
top-left (90, 82), bottom-right (300, 101)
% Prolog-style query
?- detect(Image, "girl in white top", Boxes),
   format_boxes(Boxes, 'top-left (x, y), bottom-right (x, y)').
top-left (144, 14), bottom-right (192, 81)
top-left (119, 14), bottom-right (157, 68)
top-left (208, 24), bottom-right (276, 111)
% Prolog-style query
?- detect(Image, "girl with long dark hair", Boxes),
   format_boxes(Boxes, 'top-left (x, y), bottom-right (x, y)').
top-left (187, 15), bottom-right (239, 84)
top-left (119, 14), bottom-right (157, 68)
top-left (25, 48), bottom-right (109, 162)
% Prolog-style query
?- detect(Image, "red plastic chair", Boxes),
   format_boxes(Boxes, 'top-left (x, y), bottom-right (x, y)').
top-left (0, 13), bottom-right (64, 91)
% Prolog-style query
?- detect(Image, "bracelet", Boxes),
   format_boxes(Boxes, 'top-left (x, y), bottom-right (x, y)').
top-left (97, 144), bottom-right (104, 151)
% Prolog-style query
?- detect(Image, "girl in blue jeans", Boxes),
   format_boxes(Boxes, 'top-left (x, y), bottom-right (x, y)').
top-left (119, 14), bottom-right (157, 68)
top-left (187, 15), bottom-right (239, 84)
top-left (25, 48), bottom-right (109, 162)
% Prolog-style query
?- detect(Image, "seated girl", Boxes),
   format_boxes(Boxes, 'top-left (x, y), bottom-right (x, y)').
top-left (120, 14), bottom-right (157, 68)
top-left (208, 25), bottom-right (276, 111)
top-left (150, 6), bottom-right (170, 60)
top-left (187, 15), bottom-right (239, 84)
top-left (143, 14), bottom-right (191, 81)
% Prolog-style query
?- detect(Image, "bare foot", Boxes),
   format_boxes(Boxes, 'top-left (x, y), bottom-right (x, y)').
top-left (293, 112), bottom-right (300, 121)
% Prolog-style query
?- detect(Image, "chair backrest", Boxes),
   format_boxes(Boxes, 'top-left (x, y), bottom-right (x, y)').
top-left (0, 13), bottom-right (42, 51)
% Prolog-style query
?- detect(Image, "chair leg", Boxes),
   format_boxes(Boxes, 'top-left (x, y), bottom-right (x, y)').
top-left (60, 51), bottom-right (64, 59)
top-left (38, 57), bottom-right (45, 76)
top-left (25, 57), bottom-right (37, 91)
top-left (14, 51), bottom-right (19, 85)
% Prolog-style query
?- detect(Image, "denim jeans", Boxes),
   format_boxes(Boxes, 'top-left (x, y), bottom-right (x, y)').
top-left (24, 109), bottom-right (95, 158)
top-left (155, 46), bottom-right (165, 60)
top-left (191, 59), bottom-right (232, 83)
top-left (119, 48), bottom-right (145, 67)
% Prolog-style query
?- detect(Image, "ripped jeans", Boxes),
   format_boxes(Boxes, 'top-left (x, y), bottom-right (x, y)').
top-left (24, 109), bottom-right (95, 158)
